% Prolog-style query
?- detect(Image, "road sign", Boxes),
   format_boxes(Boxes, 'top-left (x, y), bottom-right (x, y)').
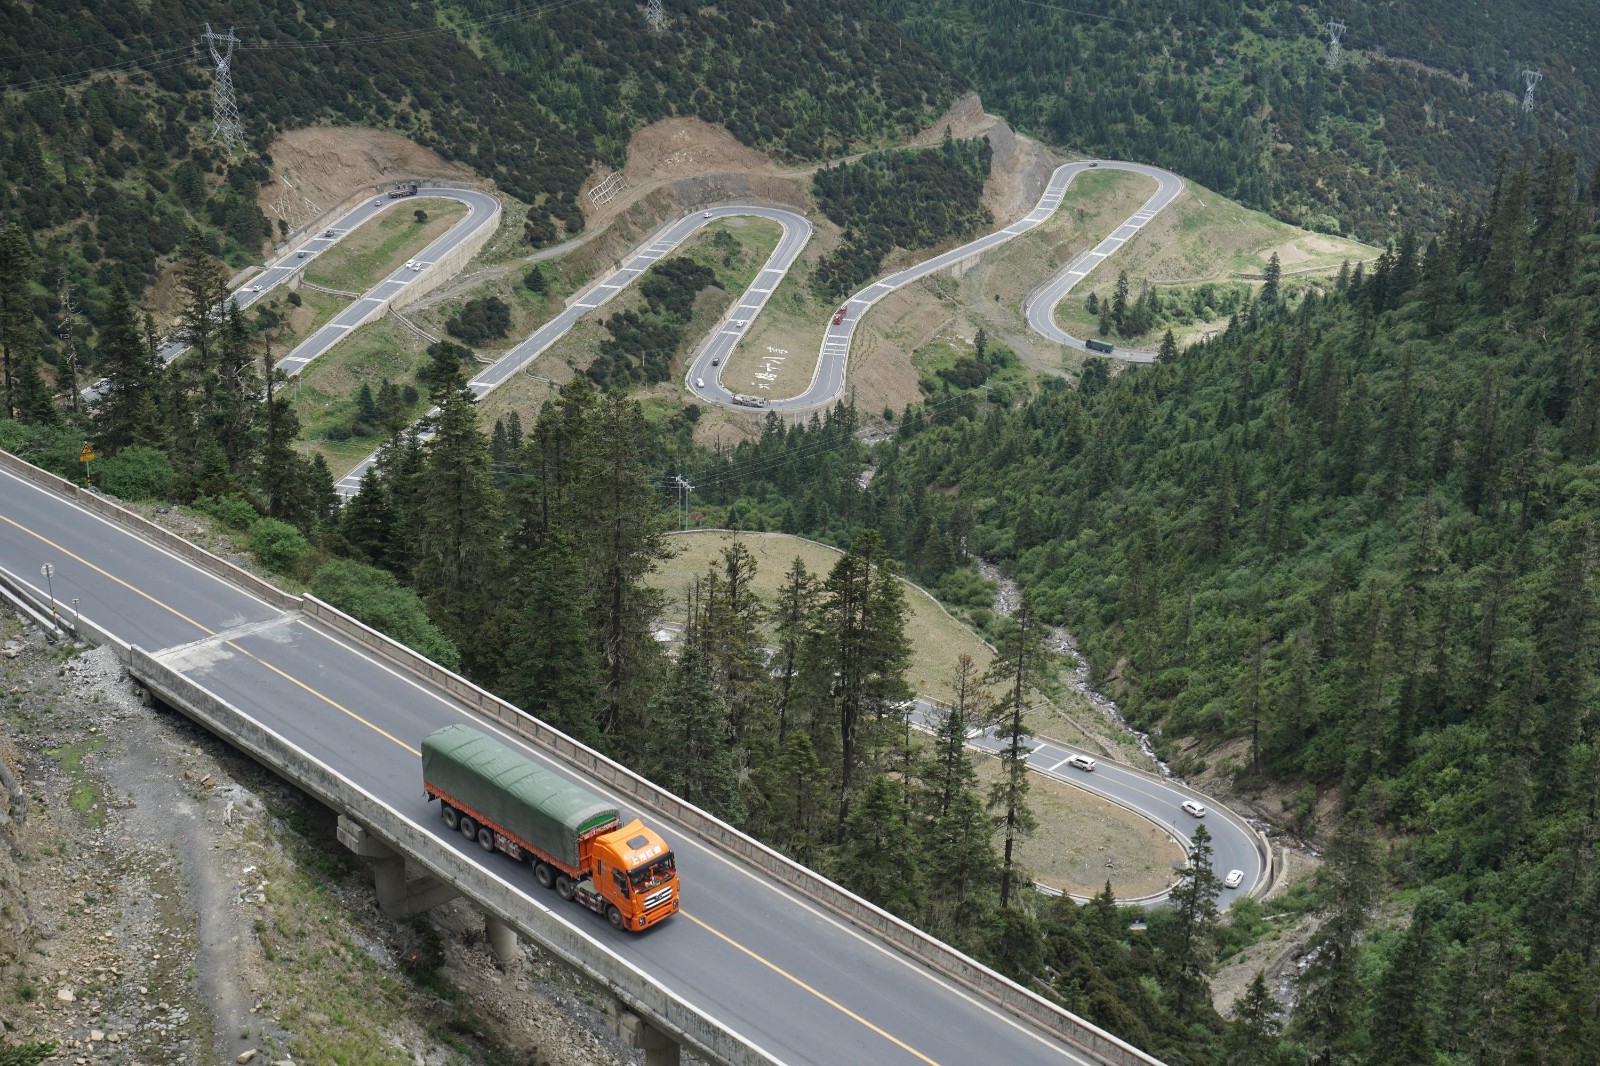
top-left (39, 564), bottom-right (53, 578)
top-left (79, 444), bottom-right (94, 463)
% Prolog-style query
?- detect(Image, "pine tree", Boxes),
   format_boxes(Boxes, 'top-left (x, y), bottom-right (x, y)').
top-left (410, 384), bottom-right (505, 665)
top-left (809, 528), bottom-right (912, 831)
top-left (10, 348), bottom-right (59, 428)
top-left (0, 223), bottom-right (36, 421)
top-left (1224, 970), bottom-right (1284, 1066)
top-left (772, 556), bottom-right (817, 744)
top-left (831, 774), bottom-right (923, 919)
top-left (1166, 822), bottom-right (1221, 1016)
top-left (1112, 269), bottom-right (1130, 322)
top-left (644, 636), bottom-right (745, 823)
top-left (1292, 807), bottom-right (1380, 1065)
top-left (1260, 251), bottom-right (1282, 308)
top-left (985, 599), bottom-right (1050, 908)
top-left (1157, 329), bottom-right (1178, 364)
top-left (173, 229), bottom-right (230, 395)
top-left (92, 285), bottom-right (160, 451)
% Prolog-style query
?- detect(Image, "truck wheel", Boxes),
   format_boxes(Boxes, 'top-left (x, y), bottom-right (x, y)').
top-left (441, 805), bottom-right (459, 830)
top-left (607, 906), bottom-right (624, 930)
top-left (459, 816), bottom-right (477, 842)
top-left (555, 875), bottom-right (575, 901)
top-left (476, 826), bottom-right (495, 852)
top-left (534, 863), bottom-right (555, 890)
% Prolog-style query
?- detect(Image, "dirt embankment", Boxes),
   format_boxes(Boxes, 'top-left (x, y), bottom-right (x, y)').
top-left (0, 620), bottom-right (662, 1066)
top-left (259, 127), bottom-right (477, 239)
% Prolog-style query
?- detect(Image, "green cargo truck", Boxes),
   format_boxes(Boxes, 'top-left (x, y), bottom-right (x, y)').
top-left (422, 724), bottom-right (678, 931)
top-left (1085, 338), bottom-right (1115, 354)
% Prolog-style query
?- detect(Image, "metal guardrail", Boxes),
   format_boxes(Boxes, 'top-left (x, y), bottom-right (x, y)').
top-left (0, 448), bottom-right (1164, 1066)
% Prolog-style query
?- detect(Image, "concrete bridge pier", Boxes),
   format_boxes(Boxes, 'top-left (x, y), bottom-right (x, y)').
top-left (484, 913), bottom-right (520, 968)
top-left (607, 997), bottom-right (681, 1066)
top-left (336, 815), bottom-right (461, 920)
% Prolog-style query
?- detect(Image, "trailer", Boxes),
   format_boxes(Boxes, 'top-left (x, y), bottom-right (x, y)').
top-left (422, 725), bottom-right (678, 931)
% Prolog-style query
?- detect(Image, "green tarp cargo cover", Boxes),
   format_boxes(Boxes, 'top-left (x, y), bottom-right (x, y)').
top-left (422, 724), bottom-right (617, 869)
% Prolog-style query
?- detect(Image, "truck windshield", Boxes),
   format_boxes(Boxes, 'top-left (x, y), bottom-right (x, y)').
top-left (629, 853), bottom-right (675, 891)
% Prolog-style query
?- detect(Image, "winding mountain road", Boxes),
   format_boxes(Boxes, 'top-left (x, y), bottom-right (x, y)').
top-left (689, 159), bottom-right (1183, 410)
top-left (333, 205), bottom-right (811, 496)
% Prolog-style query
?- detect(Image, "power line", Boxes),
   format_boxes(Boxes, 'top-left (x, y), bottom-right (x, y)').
top-left (0, 0), bottom-right (599, 96)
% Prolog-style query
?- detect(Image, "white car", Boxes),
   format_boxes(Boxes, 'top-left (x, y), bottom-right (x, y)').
top-left (1181, 799), bottom-right (1207, 818)
top-left (374, 199), bottom-right (383, 206)
top-left (695, 378), bottom-right (705, 389)
top-left (411, 263), bottom-right (423, 271)
top-left (1065, 754), bottom-right (1096, 772)
top-left (244, 285), bottom-right (263, 293)
top-left (1224, 869), bottom-right (1245, 889)
top-left (703, 211), bottom-right (713, 219)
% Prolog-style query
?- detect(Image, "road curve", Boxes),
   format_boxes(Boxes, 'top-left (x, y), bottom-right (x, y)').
top-left (275, 189), bottom-right (501, 377)
top-left (693, 159), bottom-right (1184, 413)
top-left (1024, 162), bottom-right (1184, 363)
top-left (141, 188), bottom-right (499, 371)
top-left (335, 205), bottom-right (811, 496)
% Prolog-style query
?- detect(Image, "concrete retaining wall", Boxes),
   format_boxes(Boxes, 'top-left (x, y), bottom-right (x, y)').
top-left (128, 647), bottom-right (782, 1066)
top-left (388, 191), bottom-right (501, 314)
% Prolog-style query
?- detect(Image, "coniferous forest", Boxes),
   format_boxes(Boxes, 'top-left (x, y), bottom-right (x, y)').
top-left (3, 2), bottom-right (1600, 1064)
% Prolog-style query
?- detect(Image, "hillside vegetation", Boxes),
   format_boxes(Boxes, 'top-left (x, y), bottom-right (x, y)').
top-left (879, 0), bottom-right (1599, 243)
top-left (683, 147), bottom-right (1600, 1063)
top-left (0, 0), bottom-right (957, 362)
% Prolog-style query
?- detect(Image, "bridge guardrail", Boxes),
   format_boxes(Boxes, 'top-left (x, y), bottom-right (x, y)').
top-left (1, 446), bottom-right (1162, 1066)
top-left (127, 646), bottom-right (783, 1066)
top-left (302, 596), bottom-right (1163, 1066)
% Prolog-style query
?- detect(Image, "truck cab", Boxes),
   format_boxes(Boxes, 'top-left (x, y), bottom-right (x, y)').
top-left (578, 820), bottom-right (678, 930)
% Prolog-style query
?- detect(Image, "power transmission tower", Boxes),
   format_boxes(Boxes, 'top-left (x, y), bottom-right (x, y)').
top-left (202, 23), bottom-right (243, 153)
top-left (1325, 19), bottom-right (1347, 69)
top-left (1522, 69), bottom-right (1543, 112)
top-left (645, 0), bottom-right (665, 34)
top-left (672, 475), bottom-right (694, 530)
top-left (57, 270), bottom-right (81, 416)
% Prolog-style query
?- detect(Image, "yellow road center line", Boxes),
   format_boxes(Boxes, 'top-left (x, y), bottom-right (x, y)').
top-left (1, 513), bottom-right (218, 635)
top-left (682, 912), bottom-right (942, 1066)
top-left (6, 504), bottom-right (944, 1064)
top-left (224, 639), bottom-right (419, 756)
top-left (0, 511), bottom-right (417, 754)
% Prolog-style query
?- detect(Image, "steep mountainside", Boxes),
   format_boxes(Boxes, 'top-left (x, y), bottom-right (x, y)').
top-left (0, 0), bottom-right (957, 350)
top-left (879, 0), bottom-right (1599, 243)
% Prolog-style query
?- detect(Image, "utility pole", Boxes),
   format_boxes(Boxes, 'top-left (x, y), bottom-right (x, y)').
top-left (57, 269), bottom-right (80, 416)
top-left (672, 474), bottom-right (694, 530)
top-left (202, 23), bottom-right (243, 153)
top-left (1522, 69), bottom-right (1543, 113)
top-left (645, 0), bottom-right (665, 34)
top-left (1325, 19), bottom-right (1347, 69)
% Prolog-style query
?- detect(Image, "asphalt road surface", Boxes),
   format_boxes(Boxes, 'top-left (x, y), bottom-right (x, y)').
top-left (1024, 163), bottom-right (1185, 362)
top-left (336, 206), bottom-right (811, 497)
top-left (83, 187), bottom-right (499, 402)
top-left (0, 463), bottom-right (1139, 1066)
top-left (910, 700), bottom-right (1265, 906)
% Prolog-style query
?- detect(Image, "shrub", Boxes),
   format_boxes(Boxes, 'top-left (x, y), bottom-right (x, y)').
top-left (193, 493), bottom-right (260, 531)
top-left (96, 446), bottom-right (174, 500)
top-left (310, 559), bottom-right (460, 669)
top-left (248, 517), bottom-right (309, 574)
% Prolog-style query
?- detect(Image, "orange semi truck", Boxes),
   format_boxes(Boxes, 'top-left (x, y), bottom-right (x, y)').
top-left (422, 724), bottom-right (679, 931)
